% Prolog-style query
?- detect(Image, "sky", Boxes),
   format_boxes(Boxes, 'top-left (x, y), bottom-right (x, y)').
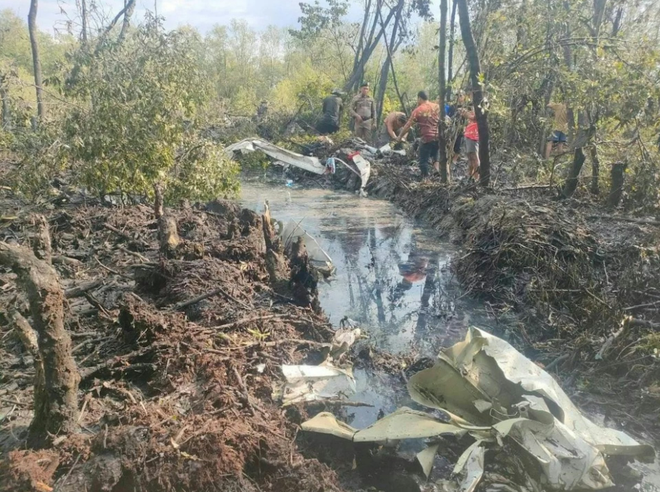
top-left (0, 0), bottom-right (311, 34)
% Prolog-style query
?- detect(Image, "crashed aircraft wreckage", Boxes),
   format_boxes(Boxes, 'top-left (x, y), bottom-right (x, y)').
top-left (224, 137), bottom-right (372, 190)
top-left (301, 327), bottom-right (654, 491)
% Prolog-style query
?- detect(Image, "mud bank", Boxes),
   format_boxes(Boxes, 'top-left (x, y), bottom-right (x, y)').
top-left (0, 194), bottom-right (369, 492)
top-left (325, 161), bottom-right (660, 442)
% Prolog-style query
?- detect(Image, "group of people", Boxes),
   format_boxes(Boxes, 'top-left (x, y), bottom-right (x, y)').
top-left (316, 82), bottom-right (570, 181)
top-left (316, 83), bottom-right (481, 181)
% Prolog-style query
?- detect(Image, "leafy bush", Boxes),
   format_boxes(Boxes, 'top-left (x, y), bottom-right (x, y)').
top-left (61, 17), bottom-right (238, 203)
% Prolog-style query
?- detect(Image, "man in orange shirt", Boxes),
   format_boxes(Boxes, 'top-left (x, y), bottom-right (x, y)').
top-left (398, 91), bottom-right (439, 178)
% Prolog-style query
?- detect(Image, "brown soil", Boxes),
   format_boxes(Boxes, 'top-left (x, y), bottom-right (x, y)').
top-left (0, 190), bottom-right (347, 491)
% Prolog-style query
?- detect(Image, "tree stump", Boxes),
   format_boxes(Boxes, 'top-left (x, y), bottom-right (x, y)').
top-left (607, 162), bottom-right (626, 208)
top-left (562, 147), bottom-right (586, 198)
top-left (262, 206), bottom-right (288, 288)
top-left (158, 215), bottom-right (180, 257)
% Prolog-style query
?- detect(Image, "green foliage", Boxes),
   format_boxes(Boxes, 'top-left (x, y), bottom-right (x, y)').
top-left (290, 0), bottom-right (349, 41)
top-left (4, 0), bottom-right (660, 212)
top-left (62, 17), bottom-right (238, 202)
top-left (7, 125), bottom-right (68, 201)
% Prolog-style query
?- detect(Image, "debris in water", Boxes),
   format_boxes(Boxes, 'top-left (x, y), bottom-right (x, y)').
top-left (301, 327), bottom-right (655, 490)
top-left (280, 220), bottom-right (335, 276)
top-left (277, 364), bottom-right (356, 406)
top-left (225, 137), bottom-right (326, 175)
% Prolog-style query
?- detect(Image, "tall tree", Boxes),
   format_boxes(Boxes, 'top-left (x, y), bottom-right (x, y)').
top-left (27, 0), bottom-right (45, 121)
top-left (375, 0), bottom-right (404, 125)
top-left (447, 0), bottom-right (457, 98)
top-left (438, 0), bottom-right (449, 183)
top-left (457, 0), bottom-right (490, 186)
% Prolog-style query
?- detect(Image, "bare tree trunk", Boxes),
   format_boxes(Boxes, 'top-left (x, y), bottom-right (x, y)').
top-left (81, 0), bottom-right (88, 45)
top-left (375, 0), bottom-right (404, 125)
top-left (589, 145), bottom-right (600, 195)
top-left (343, 3), bottom-right (396, 92)
top-left (447, 0), bottom-right (458, 98)
top-left (118, 0), bottom-right (136, 43)
top-left (607, 162), bottom-right (625, 208)
top-left (592, 0), bottom-right (607, 38)
top-left (153, 183), bottom-right (164, 219)
top-left (612, 6), bottom-right (623, 37)
top-left (0, 79), bottom-right (9, 128)
top-left (28, 0), bottom-right (45, 122)
top-left (353, 0), bottom-right (373, 74)
top-left (457, 0), bottom-right (490, 186)
top-left (438, 0), bottom-right (449, 183)
top-left (562, 147), bottom-right (586, 198)
top-left (0, 243), bottom-right (80, 446)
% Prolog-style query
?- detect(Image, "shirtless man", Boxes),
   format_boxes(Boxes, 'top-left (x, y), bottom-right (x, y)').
top-left (378, 111), bottom-right (408, 146)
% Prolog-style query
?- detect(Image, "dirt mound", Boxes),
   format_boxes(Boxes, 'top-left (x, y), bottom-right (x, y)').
top-left (0, 199), bottom-right (343, 492)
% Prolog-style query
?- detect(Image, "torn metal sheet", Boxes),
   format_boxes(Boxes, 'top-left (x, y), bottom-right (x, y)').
top-left (453, 440), bottom-right (486, 492)
top-left (302, 407), bottom-right (466, 443)
top-left (301, 328), bottom-right (654, 491)
top-left (351, 154), bottom-right (371, 190)
top-left (280, 364), bottom-right (356, 405)
top-left (225, 138), bottom-right (326, 175)
top-left (301, 411), bottom-right (357, 440)
top-left (328, 327), bottom-right (361, 361)
top-left (416, 443), bottom-right (440, 478)
top-left (281, 221), bottom-right (334, 275)
top-left (452, 328), bottom-right (654, 458)
top-left (407, 358), bottom-right (491, 426)
top-left (353, 407), bottom-right (467, 443)
top-left (493, 418), bottom-right (613, 490)
top-left (408, 327), bottom-right (654, 489)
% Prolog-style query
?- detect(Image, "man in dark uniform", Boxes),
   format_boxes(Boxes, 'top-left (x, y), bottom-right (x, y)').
top-left (316, 89), bottom-right (344, 135)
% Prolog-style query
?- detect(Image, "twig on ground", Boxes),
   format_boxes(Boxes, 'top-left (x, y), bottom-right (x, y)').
top-left (174, 286), bottom-right (251, 311)
top-left (65, 279), bottom-right (104, 298)
top-left (321, 400), bottom-right (374, 408)
top-left (215, 314), bottom-right (287, 330)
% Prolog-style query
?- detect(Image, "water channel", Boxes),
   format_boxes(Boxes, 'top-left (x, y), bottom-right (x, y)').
top-left (239, 177), bottom-right (659, 491)
top-left (240, 178), bottom-right (514, 423)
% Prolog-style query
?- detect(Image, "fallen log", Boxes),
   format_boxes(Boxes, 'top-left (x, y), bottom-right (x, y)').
top-left (0, 242), bottom-right (80, 445)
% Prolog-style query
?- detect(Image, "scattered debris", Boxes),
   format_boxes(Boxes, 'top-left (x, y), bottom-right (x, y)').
top-left (278, 364), bottom-right (356, 406)
top-left (302, 327), bottom-right (655, 491)
top-left (280, 220), bottom-right (335, 276)
top-left (225, 138), bottom-right (326, 175)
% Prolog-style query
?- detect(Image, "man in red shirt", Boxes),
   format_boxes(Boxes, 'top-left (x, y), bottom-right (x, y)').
top-left (398, 91), bottom-right (439, 178)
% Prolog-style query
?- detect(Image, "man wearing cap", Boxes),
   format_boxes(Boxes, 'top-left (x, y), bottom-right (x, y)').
top-left (317, 89), bottom-right (344, 135)
top-left (350, 83), bottom-right (376, 142)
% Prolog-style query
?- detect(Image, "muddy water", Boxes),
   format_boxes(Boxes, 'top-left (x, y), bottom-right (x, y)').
top-left (240, 178), bottom-right (660, 491)
top-left (240, 178), bottom-right (515, 426)
top-left (240, 180), bottom-right (508, 356)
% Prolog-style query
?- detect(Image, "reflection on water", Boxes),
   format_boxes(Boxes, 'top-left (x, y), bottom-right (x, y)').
top-left (240, 179), bottom-right (505, 357)
top-left (240, 180), bottom-right (660, 490)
